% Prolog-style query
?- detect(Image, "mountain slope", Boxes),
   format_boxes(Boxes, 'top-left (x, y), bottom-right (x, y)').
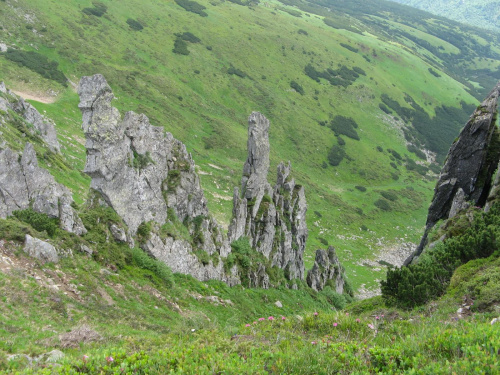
top-left (1, 0), bottom-right (500, 292)
top-left (389, 0), bottom-right (500, 33)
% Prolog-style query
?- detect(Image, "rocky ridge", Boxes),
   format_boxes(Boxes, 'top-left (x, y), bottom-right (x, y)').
top-left (228, 112), bottom-right (308, 282)
top-left (78, 74), bottom-right (237, 284)
top-left (406, 81), bottom-right (500, 264)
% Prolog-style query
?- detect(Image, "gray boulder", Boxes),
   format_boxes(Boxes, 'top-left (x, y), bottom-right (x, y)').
top-left (24, 234), bottom-right (59, 263)
top-left (228, 113), bottom-right (307, 282)
top-left (0, 143), bottom-right (86, 235)
top-left (306, 246), bottom-right (346, 293)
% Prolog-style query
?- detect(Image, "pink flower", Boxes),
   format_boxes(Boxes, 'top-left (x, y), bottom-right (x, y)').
top-left (245, 324), bottom-right (251, 327)
top-left (356, 318), bottom-right (360, 323)
top-left (281, 316), bottom-right (286, 321)
top-left (311, 341), bottom-right (317, 345)
top-left (375, 316), bottom-right (380, 320)
top-left (253, 321), bottom-right (257, 324)
top-left (268, 316), bottom-right (275, 321)
top-left (106, 356), bottom-right (114, 363)
top-left (345, 313), bottom-right (349, 316)
top-left (258, 317), bottom-right (265, 321)
top-left (368, 324), bottom-right (375, 330)
top-left (313, 312), bottom-right (319, 316)
top-left (333, 322), bottom-right (338, 327)
top-left (82, 355), bottom-right (89, 362)
top-left (381, 314), bottom-right (385, 317)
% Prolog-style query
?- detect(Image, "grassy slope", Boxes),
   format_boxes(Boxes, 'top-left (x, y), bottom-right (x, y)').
top-left (0, 0), bottom-right (499, 293)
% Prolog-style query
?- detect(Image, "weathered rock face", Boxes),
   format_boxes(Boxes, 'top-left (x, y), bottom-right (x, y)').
top-left (306, 246), bottom-right (346, 293)
top-left (228, 112), bottom-right (307, 281)
top-left (77, 74), bottom-right (235, 283)
top-left (0, 82), bottom-right (60, 153)
top-left (406, 82), bottom-right (500, 264)
top-left (0, 143), bottom-right (86, 235)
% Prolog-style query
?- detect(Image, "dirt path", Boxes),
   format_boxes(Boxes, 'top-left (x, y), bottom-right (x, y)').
top-left (10, 90), bottom-right (57, 104)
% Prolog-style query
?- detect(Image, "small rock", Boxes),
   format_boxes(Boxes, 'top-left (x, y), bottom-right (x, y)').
top-left (39, 349), bottom-right (65, 363)
top-left (99, 268), bottom-right (117, 276)
top-left (24, 235), bottom-right (59, 263)
top-left (80, 244), bottom-right (93, 256)
top-left (0, 44), bottom-right (7, 53)
top-left (274, 300), bottom-right (283, 308)
top-left (457, 307), bottom-right (464, 314)
top-left (109, 224), bottom-right (127, 243)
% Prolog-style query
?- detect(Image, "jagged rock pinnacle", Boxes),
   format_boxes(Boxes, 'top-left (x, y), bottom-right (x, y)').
top-left (406, 81), bottom-right (500, 264)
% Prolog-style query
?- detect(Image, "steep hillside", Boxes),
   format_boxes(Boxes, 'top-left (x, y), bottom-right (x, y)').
top-left (1, 0), bottom-right (500, 292)
top-left (388, 0), bottom-right (500, 33)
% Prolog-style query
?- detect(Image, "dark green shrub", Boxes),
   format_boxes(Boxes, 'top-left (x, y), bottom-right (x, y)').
top-left (4, 49), bottom-right (67, 86)
top-left (337, 136), bottom-right (345, 146)
top-left (355, 185), bottom-right (366, 192)
top-left (298, 29), bottom-right (308, 35)
top-left (320, 286), bottom-right (347, 309)
top-left (12, 209), bottom-right (59, 237)
top-left (290, 80), bottom-right (304, 95)
top-left (327, 145), bottom-right (346, 166)
top-left (428, 68), bottom-right (441, 77)
top-left (136, 221), bottom-right (153, 245)
top-left (0, 218), bottom-right (33, 242)
top-left (175, 0), bottom-right (208, 17)
top-left (329, 116), bottom-right (360, 140)
top-left (176, 32), bottom-right (201, 43)
top-left (379, 103), bottom-right (392, 114)
top-left (407, 144), bottom-right (427, 160)
top-left (132, 150), bottom-right (154, 169)
top-left (352, 66), bottom-right (366, 75)
top-left (131, 247), bottom-right (174, 287)
top-left (340, 43), bottom-right (358, 53)
top-left (374, 199), bottom-right (392, 211)
top-left (380, 191), bottom-right (398, 201)
top-left (318, 237), bottom-right (328, 246)
top-left (127, 18), bottom-right (144, 31)
top-left (228, 66), bottom-right (247, 78)
top-left (82, 2), bottom-right (107, 17)
top-left (173, 38), bottom-right (189, 55)
top-left (382, 203), bottom-right (500, 309)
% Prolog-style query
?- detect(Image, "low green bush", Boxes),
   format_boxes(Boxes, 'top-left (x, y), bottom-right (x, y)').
top-left (12, 209), bottom-right (59, 237)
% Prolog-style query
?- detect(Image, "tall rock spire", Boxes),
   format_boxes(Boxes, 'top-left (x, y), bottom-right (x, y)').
top-left (228, 112), bottom-right (307, 281)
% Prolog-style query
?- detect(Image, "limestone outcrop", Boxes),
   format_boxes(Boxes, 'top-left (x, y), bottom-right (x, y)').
top-left (228, 112), bottom-right (307, 281)
top-left (0, 143), bottom-right (86, 235)
top-left (0, 82), bottom-right (60, 153)
top-left (306, 247), bottom-right (346, 293)
top-left (406, 82), bottom-right (500, 264)
top-left (77, 74), bottom-right (235, 283)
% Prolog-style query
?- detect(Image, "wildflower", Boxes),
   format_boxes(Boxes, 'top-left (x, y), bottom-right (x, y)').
top-left (82, 355), bottom-right (89, 362)
top-left (381, 314), bottom-right (385, 317)
top-left (268, 316), bottom-right (275, 321)
top-left (281, 316), bottom-right (286, 321)
top-left (245, 324), bottom-right (251, 327)
top-left (106, 356), bottom-right (114, 363)
top-left (311, 341), bottom-right (317, 345)
top-left (313, 312), bottom-right (319, 316)
top-left (333, 322), bottom-right (338, 327)
top-left (191, 329), bottom-right (196, 332)
top-left (345, 312), bottom-right (349, 316)
top-left (258, 317), bottom-right (265, 321)
top-left (356, 319), bottom-right (360, 323)
top-left (375, 316), bottom-right (380, 320)
top-left (368, 324), bottom-right (375, 330)
top-left (253, 321), bottom-right (257, 324)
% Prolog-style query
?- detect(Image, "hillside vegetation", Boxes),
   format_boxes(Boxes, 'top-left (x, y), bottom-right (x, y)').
top-left (0, 0), bottom-right (499, 294)
top-left (389, 0), bottom-right (500, 33)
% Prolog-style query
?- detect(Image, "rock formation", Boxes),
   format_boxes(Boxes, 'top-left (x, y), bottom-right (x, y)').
top-left (306, 246), bottom-right (346, 293)
top-left (0, 82), bottom-right (60, 153)
top-left (78, 74), bottom-right (237, 284)
top-left (228, 112), bottom-right (307, 281)
top-left (0, 143), bottom-right (86, 235)
top-left (406, 81), bottom-right (500, 264)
